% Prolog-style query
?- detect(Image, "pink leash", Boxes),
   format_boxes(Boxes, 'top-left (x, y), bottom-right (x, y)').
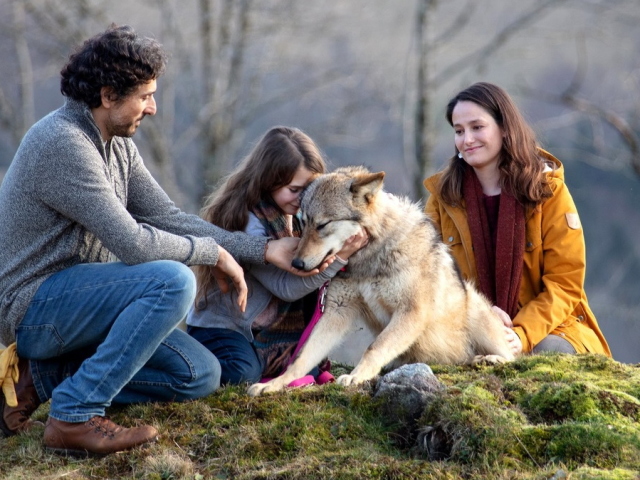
top-left (261, 281), bottom-right (335, 388)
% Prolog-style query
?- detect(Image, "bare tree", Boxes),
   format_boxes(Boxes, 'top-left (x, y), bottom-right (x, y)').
top-left (132, 0), bottom-right (257, 210)
top-left (198, 0), bottom-right (253, 199)
top-left (11, 0), bottom-right (34, 141)
top-left (522, 37), bottom-right (640, 177)
top-left (0, 0), bottom-right (106, 152)
top-left (412, 0), bottom-right (570, 200)
top-left (137, 0), bottom-right (364, 210)
top-left (3, 0), bottom-right (639, 207)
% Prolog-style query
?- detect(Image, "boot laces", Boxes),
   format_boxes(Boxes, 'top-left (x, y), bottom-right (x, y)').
top-left (88, 417), bottom-right (122, 439)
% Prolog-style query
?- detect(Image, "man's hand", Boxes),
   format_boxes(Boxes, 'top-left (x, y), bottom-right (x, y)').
top-left (214, 246), bottom-right (248, 312)
top-left (265, 237), bottom-right (330, 276)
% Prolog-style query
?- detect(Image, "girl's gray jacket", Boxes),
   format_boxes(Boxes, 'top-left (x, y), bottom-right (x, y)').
top-left (0, 98), bottom-right (267, 346)
top-left (186, 213), bottom-right (347, 342)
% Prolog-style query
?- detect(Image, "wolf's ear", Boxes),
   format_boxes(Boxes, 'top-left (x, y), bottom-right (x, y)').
top-left (350, 171), bottom-right (385, 204)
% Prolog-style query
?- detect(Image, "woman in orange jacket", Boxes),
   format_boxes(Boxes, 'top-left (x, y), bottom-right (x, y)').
top-left (424, 82), bottom-right (610, 357)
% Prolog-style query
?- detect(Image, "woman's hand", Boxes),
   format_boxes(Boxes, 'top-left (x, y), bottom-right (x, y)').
top-left (492, 306), bottom-right (522, 356)
top-left (503, 325), bottom-right (523, 356)
top-left (492, 305), bottom-right (512, 327)
top-left (333, 227), bottom-right (369, 262)
top-left (214, 246), bottom-right (248, 312)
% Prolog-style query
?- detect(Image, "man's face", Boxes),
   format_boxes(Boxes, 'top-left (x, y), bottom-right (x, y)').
top-left (105, 80), bottom-right (157, 138)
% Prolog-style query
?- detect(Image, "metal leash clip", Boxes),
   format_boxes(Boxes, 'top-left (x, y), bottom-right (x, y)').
top-left (319, 281), bottom-right (330, 313)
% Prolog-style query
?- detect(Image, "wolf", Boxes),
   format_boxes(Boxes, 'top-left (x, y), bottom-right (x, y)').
top-left (248, 166), bottom-right (514, 396)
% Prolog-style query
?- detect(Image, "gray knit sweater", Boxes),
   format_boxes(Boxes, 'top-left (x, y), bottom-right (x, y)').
top-left (0, 98), bottom-right (267, 346)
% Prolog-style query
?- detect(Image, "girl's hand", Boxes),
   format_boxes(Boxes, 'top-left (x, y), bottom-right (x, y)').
top-left (214, 246), bottom-right (248, 312)
top-left (265, 237), bottom-right (329, 276)
top-left (333, 227), bottom-right (369, 262)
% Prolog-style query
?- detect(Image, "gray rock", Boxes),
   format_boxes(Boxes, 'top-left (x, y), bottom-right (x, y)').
top-left (373, 363), bottom-right (444, 443)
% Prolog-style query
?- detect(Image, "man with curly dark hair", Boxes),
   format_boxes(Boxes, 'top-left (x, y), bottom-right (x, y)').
top-left (0, 25), bottom-right (315, 456)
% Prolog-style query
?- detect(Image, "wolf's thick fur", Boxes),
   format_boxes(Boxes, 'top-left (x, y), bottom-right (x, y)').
top-left (248, 166), bottom-right (514, 396)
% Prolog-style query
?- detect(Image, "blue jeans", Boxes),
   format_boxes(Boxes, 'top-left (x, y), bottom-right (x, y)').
top-left (16, 261), bottom-right (220, 423)
top-left (187, 326), bottom-right (263, 385)
top-left (187, 326), bottom-right (321, 385)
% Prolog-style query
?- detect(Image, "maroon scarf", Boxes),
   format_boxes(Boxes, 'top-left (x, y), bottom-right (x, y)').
top-left (463, 167), bottom-right (525, 318)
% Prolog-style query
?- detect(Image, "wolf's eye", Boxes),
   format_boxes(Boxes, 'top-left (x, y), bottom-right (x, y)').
top-left (317, 222), bottom-right (329, 231)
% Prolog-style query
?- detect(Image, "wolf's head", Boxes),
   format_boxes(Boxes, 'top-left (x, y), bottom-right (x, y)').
top-left (292, 166), bottom-right (385, 271)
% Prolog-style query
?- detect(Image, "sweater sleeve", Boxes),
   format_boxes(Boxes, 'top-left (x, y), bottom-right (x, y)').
top-left (32, 134), bottom-right (217, 266)
top-left (244, 213), bottom-right (345, 302)
top-left (122, 141), bottom-right (267, 265)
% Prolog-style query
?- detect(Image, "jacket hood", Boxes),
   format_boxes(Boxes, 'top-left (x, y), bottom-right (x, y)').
top-left (423, 147), bottom-right (564, 196)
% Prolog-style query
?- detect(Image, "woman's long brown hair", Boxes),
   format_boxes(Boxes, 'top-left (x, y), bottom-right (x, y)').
top-left (194, 126), bottom-right (326, 307)
top-left (438, 82), bottom-right (551, 209)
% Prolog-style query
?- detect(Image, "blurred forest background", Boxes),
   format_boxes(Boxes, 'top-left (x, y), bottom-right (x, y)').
top-left (0, 0), bottom-right (638, 362)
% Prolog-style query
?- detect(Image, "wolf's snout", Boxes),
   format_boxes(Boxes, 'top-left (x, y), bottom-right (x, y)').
top-left (291, 258), bottom-right (305, 270)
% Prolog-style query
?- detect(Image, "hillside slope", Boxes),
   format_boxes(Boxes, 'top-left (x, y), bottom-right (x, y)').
top-left (1, 354), bottom-right (638, 479)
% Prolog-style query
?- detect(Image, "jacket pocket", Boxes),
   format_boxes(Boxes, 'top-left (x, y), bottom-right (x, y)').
top-left (572, 321), bottom-right (602, 354)
top-left (553, 315), bottom-right (600, 354)
top-left (441, 226), bottom-right (465, 261)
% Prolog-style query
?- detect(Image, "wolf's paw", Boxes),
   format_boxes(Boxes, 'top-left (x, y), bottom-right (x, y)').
top-left (471, 354), bottom-right (509, 366)
top-left (247, 383), bottom-right (267, 397)
top-left (247, 381), bottom-right (283, 397)
top-left (336, 374), bottom-right (363, 387)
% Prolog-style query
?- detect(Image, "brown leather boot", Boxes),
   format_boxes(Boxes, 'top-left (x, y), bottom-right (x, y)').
top-left (0, 357), bottom-right (43, 437)
top-left (43, 416), bottom-right (158, 457)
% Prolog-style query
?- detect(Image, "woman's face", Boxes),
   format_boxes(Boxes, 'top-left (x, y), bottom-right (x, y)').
top-left (452, 100), bottom-right (504, 172)
top-left (271, 166), bottom-right (315, 215)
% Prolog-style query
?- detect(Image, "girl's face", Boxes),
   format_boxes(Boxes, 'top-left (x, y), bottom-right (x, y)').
top-left (271, 166), bottom-right (315, 215)
top-left (452, 100), bottom-right (504, 172)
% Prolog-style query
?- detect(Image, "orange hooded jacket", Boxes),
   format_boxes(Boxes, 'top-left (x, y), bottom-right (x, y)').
top-left (423, 150), bottom-right (611, 356)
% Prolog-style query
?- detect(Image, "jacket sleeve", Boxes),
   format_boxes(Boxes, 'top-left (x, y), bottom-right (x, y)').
top-left (512, 181), bottom-right (587, 351)
top-left (247, 260), bottom-right (344, 303)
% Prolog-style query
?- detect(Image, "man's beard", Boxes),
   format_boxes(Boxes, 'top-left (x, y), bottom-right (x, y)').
top-left (107, 116), bottom-right (144, 138)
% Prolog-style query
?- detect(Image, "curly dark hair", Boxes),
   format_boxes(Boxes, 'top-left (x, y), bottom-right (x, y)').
top-left (60, 24), bottom-right (167, 108)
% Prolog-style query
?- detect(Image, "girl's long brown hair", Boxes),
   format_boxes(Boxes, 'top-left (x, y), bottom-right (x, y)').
top-left (438, 82), bottom-right (551, 209)
top-left (194, 126), bottom-right (326, 306)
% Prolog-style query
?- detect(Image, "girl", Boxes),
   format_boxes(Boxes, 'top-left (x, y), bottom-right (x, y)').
top-left (424, 82), bottom-right (610, 357)
top-left (187, 126), bottom-right (367, 384)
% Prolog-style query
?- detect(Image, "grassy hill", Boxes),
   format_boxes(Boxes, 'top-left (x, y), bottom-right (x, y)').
top-left (1, 354), bottom-right (639, 479)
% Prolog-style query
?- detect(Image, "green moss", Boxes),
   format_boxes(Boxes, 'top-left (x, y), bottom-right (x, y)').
top-left (419, 382), bottom-right (528, 465)
top-left (419, 354), bottom-right (640, 474)
top-left (516, 422), bottom-right (640, 468)
top-left (571, 467), bottom-right (640, 479)
top-left (522, 382), bottom-right (603, 422)
top-left (2, 355), bottom-right (639, 479)
top-left (519, 382), bottom-right (640, 424)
